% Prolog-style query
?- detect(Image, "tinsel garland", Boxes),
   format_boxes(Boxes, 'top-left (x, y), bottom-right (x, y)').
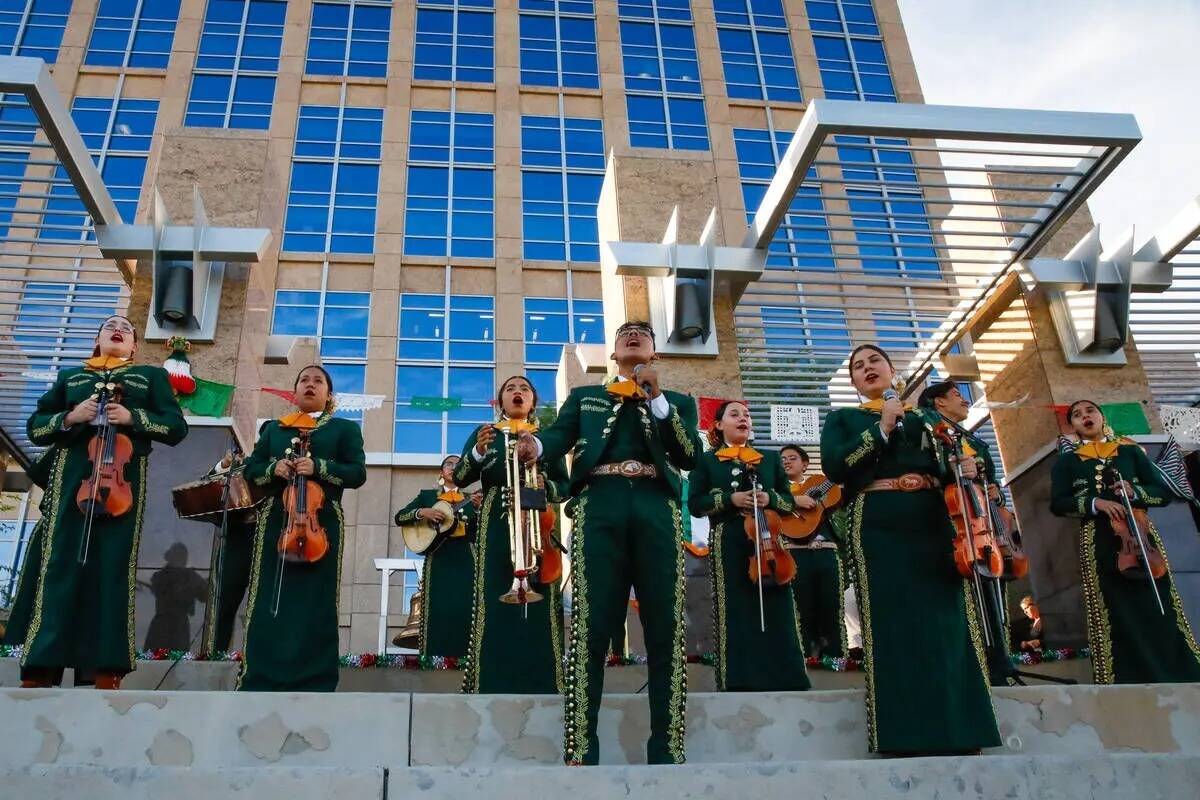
top-left (0, 645), bottom-right (1090, 670)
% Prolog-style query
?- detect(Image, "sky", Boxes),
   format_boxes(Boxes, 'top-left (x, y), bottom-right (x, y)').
top-left (896, 0), bottom-right (1200, 251)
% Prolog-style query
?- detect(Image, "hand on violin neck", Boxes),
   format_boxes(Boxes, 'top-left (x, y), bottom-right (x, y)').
top-left (952, 455), bottom-right (978, 480)
top-left (1094, 498), bottom-right (1127, 524)
top-left (291, 456), bottom-right (315, 477)
top-left (1109, 479), bottom-right (1134, 498)
top-left (732, 490), bottom-right (770, 511)
top-left (105, 402), bottom-right (133, 427)
top-left (273, 460), bottom-right (295, 480)
top-left (65, 397), bottom-right (100, 426)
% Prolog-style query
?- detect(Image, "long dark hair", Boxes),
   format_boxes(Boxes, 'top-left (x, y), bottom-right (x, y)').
top-left (496, 374), bottom-right (539, 417)
top-left (708, 399), bottom-right (748, 448)
top-left (91, 315), bottom-right (138, 357)
top-left (849, 343), bottom-right (893, 369)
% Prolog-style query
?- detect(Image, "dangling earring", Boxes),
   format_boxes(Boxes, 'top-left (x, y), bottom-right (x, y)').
top-left (325, 395), bottom-right (338, 414)
top-left (1102, 422), bottom-right (1115, 441)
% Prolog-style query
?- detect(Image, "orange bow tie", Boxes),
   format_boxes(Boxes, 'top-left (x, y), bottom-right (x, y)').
top-left (83, 355), bottom-right (130, 371)
top-left (1076, 441), bottom-right (1119, 461)
top-left (494, 418), bottom-right (539, 436)
top-left (606, 379), bottom-right (646, 401)
top-left (859, 397), bottom-right (912, 413)
top-left (438, 490), bottom-right (465, 503)
top-left (715, 445), bottom-right (762, 465)
top-left (278, 411), bottom-right (317, 430)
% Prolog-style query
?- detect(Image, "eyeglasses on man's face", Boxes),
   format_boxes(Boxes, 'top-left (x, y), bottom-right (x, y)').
top-left (102, 321), bottom-right (135, 334)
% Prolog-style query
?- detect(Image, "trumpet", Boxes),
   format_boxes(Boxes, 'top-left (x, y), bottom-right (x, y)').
top-left (496, 418), bottom-right (547, 604)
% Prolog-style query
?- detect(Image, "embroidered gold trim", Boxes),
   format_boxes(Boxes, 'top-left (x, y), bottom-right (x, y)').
top-left (461, 486), bottom-right (497, 694)
top-left (834, 550), bottom-right (849, 655)
top-left (418, 549), bottom-right (434, 654)
top-left (845, 428), bottom-right (876, 469)
top-left (846, 495), bottom-right (879, 752)
top-left (666, 496), bottom-right (687, 764)
top-left (124, 457), bottom-right (149, 668)
top-left (549, 577), bottom-right (565, 694)
top-left (134, 409), bottom-right (171, 437)
top-left (20, 448), bottom-right (68, 667)
top-left (1078, 519), bottom-right (1114, 685)
top-left (669, 408), bottom-right (695, 459)
top-left (709, 518), bottom-right (728, 691)
top-left (254, 456), bottom-right (279, 487)
top-left (563, 492), bottom-right (591, 763)
top-left (1147, 520), bottom-right (1200, 669)
top-left (29, 411), bottom-right (68, 444)
top-left (707, 488), bottom-right (725, 514)
top-left (236, 496), bottom-right (276, 690)
top-left (962, 577), bottom-right (996, 714)
top-left (318, 458), bottom-right (343, 487)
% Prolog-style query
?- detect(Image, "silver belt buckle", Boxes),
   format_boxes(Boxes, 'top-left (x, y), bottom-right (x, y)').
top-left (619, 460), bottom-right (643, 478)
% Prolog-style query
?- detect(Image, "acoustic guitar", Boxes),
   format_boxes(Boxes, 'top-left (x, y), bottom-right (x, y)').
top-left (780, 475), bottom-right (843, 542)
top-left (400, 497), bottom-right (471, 555)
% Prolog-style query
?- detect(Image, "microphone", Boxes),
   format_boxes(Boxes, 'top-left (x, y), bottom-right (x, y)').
top-left (882, 388), bottom-right (903, 434)
top-left (633, 364), bottom-right (653, 397)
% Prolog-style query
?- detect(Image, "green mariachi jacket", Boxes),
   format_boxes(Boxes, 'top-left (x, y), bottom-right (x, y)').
top-left (27, 363), bottom-right (187, 455)
top-left (453, 427), bottom-right (569, 505)
top-left (688, 448), bottom-right (795, 519)
top-left (820, 405), bottom-right (953, 498)
top-left (536, 385), bottom-right (702, 498)
top-left (1050, 441), bottom-right (1170, 519)
top-left (243, 415), bottom-right (367, 501)
top-left (394, 487), bottom-right (481, 539)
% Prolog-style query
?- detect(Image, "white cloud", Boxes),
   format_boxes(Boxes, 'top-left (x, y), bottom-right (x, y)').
top-left (897, 0), bottom-right (1200, 250)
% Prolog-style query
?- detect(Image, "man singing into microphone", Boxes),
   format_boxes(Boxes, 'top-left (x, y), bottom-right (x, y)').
top-left (517, 320), bottom-right (702, 765)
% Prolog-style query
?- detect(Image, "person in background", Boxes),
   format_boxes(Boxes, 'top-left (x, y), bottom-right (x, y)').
top-left (393, 455), bottom-right (479, 660)
top-left (1011, 595), bottom-right (1045, 653)
top-left (779, 444), bottom-right (846, 658)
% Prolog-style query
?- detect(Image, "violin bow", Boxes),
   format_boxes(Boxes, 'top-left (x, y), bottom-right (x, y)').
top-left (1108, 465), bottom-right (1166, 615)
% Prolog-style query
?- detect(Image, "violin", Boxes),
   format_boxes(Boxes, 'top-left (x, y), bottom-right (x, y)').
top-left (935, 423), bottom-right (1003, 579)
top-left (744, 470), bottom-right (796, 589)
top-left (1106, 473), bottom-right (1166, 582)
top-left (780, 475), bottom-right (843, 542)
top-left (277, 430), bottom-right (329, 564)
top-left (983, 480), bottom-right (1028, 580)
top-left (76, 381), bottom-right (135, 563)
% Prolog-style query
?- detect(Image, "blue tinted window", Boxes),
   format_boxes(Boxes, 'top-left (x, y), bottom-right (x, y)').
top-left (521, 115), bottom-right (604, 263)
top-left (39, 97), bottom-right (158, 241)
top-left (405, 110), bottom-right (495, 258)
top-left (618, 1), bottom-right (709, 151)
top-left (283, 104), bottom-right (384, 254)
top-left (269, 290), bottom-right (370, 421)
top-left (186, 0), bottom-right (286, 129)
top-left (396, 293), bottom-right (496, 455)
top-left (734, 127), bottom-right (834, 271)
top-left (712, 0), bottom-right (799, 101)
top-left (0, 0), bottom-right (71, 63)
top-left (306, 1), bottom-right (390, 77)
top-left (523, 296), bottom-right (604, 370)
top-left (807, 1), bottom-right (895, 102)
top-left (86, 0), bottom-right (181, 69)
top-left (415, 1), bottom-right (494, 83)
top-left (519, 1), bottom-right (598, 88)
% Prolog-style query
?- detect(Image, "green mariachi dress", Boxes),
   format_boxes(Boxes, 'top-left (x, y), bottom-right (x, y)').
top-left (821, 405), bottom-right (1000, 754)
top-left (787, 479), bottom-right (848, 659)
top-left (237, 414), bottom-right (365, 692)
top-left (394, 488), bottom-right (479, 659)
top-left (689, 447), bottom-right (810, 691)
top-left (538, 381), bottom-right (702, 766)
top-left (1050, 440), bottom-right (1200, 684)
top-left (454, 429), bottom-right (568, 693)
top-left (23, 362), bottom-right (187, 676)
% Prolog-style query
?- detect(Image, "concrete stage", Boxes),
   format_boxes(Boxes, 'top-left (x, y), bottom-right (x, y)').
top-left (2, 681), bottom-right (1199, 798)
top-left (0, 655), bottom-right (1094, 692)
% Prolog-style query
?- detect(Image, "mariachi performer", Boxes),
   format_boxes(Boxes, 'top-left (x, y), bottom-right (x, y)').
top-left (203, 449), bottom-right (259, 655)
top-left (237, 365), bottom-right (365, 692)
top-left (519, 320), bottom-right (702, 765)
top-left (918, 380), bottom-right (1023, 685)
top-left (780, 444), bottom-right (847, 658)
top-left (455, 375), bottom-right (568, 693)
top-left (21, 315), bottom-right (187, 689)
top-left (688, 401), bottom-right (809, 691)
top-left (393, 455), bottom-right (479, 659)
top-left (1051, 399), bottom-right (1200, 684)
top-left (820, 344), bottom-right (999, 755)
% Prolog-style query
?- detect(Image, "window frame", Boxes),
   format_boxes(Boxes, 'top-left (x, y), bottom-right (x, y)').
top-left (304, 0), bottom-right (391, 78)
top-left (413, 0), bottom-right (496, 84)
top-left (185, 0), bottom-right (287, 130)
top-left (84, 0), bottom-right (182, 70)
top-left (518, 0), bottom-right (599, 89)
